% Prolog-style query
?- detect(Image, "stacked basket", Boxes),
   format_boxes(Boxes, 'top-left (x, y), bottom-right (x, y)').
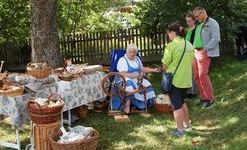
top-left (26, 94), bottom-right (64, 125)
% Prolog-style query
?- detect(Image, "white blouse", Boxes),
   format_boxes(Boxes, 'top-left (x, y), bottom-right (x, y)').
top-left (116, 54), bottom-right (143, 72)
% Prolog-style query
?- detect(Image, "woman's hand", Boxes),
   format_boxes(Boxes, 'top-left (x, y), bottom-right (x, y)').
top-left (154, 67), bottom-right (163, 73)
top-left (162, 64), bottom-right (168, 73)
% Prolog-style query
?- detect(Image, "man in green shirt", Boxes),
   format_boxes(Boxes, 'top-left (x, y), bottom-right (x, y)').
top-left (193, 6), bottom-right (221, 108)
top-left (161, 22), bottom-right (194, 137)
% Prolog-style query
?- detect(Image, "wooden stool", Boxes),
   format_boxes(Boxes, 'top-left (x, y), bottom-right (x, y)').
top-left (32, 121), bottom-right (60, 150)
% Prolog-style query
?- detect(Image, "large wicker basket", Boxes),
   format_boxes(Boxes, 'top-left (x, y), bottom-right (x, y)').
top-left (0, 86), bottom-right (24, 97)
top-left (50, 129), bottom-right (99, 150)
top-left (27, 63), bottom-right (51, 79)
top-left (26, 94), bottom-right (64, 125)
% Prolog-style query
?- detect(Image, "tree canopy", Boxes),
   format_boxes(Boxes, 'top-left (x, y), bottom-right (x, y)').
top-left (0, 0), bottom-right (30, 42)
top-left (135, 0), bottom-right (247, 41)
top-left (0, 0), bottom-right (128, 42)
top-left (0, 0), bottom-right (246, 43)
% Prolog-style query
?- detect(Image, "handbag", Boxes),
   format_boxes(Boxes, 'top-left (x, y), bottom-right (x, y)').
top-left (161, 39), bottom-right (187, 93)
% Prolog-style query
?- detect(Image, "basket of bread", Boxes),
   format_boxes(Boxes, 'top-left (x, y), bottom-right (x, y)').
top-left (154, 94), bottom-right (173, 113)
top-left (0, 72), bottom-right (24, 97)
top-left (27, 62), bottom-right (51, 79)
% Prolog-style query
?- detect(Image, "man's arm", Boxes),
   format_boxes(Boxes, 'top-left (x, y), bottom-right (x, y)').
top-left (204, 19), bottom-right (221, 51)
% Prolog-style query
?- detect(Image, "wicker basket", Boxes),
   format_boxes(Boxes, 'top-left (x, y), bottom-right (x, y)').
top-left (33, 121), bottom-right (60, 150)
top-left (77, 106), bottom-right (88, 119)
top-left (50, 129), bottom-right (99, 150)
top-left (154, 102), bottom-right (173, 114)
top-left (27, 63), bottom-right (51, 79)
top-left (58, 73), bottom-right (73, 81)
top-left (26, 94), bottom-right (64, 125)
top-left (0, 86), bottom-right (24, 96)
top-left (93, 101), bottom-right (108, 112)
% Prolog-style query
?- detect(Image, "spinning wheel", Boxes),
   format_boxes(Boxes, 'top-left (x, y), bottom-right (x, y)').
top-left (101, 72), bottom-right (126, 96)
top-left (101, 72), bottom-right (148, 115)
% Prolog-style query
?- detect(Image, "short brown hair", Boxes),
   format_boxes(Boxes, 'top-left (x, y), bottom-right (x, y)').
top-left (186, 11), bottom-right (195, 20)
top-left (167, 21), bottom-right (186, 37)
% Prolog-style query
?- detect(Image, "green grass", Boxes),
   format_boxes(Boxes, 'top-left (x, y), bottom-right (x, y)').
top-left (0, 56), bottom-right (246, 150)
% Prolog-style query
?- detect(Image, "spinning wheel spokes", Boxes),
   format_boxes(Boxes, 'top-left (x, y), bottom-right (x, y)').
top-left (101, 72), bottom-right (126, 96)
top-left (101, 77), bottom-right (111, 96)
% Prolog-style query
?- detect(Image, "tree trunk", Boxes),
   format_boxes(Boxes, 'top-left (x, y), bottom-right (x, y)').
top-left (31, 0), bottom-right (63, 68)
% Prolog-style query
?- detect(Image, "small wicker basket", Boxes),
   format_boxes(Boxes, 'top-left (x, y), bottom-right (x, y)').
top-left (93, 101), bottom-right (108, 112)
top-left (26, 94), bottom-right (64, 125)
top-left (0, 86), bottom-right (24, 97)
top-left (50, 129), bottom-right (99, 150)
top-left (77, 106), bottom-right (88, 119)
top-left (58, 73), bottom-right (74, 81)
top-left (27, 63), bottom-right (51, 79)
top-left (154, 102), bottom-right (173, 113)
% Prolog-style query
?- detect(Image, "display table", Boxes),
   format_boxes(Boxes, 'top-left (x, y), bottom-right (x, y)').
top-left (0, 71), bottom-right (106, 149)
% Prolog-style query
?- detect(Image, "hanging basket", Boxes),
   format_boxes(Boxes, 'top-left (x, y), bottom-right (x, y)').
top-left (26, 94), bottom-right (64, 125)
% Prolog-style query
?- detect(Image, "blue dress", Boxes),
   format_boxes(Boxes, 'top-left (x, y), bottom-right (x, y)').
top-left (111, 55), bottom-right (155, 110)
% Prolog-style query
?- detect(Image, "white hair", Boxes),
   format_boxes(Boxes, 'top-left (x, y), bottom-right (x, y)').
top-left (126, 43), bottom-right (138, 53)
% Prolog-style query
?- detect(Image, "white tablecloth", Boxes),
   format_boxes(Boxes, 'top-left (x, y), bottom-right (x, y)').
top-left (0, 71), bottom-right (106, 128)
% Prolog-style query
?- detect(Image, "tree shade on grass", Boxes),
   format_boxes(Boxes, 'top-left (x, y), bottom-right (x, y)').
top-left (0, 56), bottom-right (246, 150)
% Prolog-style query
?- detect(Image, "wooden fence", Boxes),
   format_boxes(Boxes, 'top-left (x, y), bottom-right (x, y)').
top-left (59, 28), bottom-right (167, 65)
top-left (0, 28), bottom-right (167, 71)
top-left (0, 41), bottom-right (31, 72)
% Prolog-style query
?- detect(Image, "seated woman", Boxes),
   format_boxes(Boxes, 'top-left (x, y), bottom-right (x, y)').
top-left (115, 44), bottom-right (160, 113)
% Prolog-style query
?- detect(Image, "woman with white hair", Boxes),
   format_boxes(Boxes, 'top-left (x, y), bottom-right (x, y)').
top-left (116, 43), bottom-right (160, 113)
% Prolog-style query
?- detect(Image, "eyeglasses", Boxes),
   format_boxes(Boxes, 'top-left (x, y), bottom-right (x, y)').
top-left (194, 11), bottom-right (203, 18)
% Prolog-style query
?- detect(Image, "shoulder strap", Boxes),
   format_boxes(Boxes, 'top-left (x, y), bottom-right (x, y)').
top-left (123, 56), bottom-right (130, 68)
top-left (173, 39), bottom-right (186, 76)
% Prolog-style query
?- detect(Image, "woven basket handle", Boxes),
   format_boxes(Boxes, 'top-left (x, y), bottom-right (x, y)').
top-left (27, 62), bottom-right (32, 68)
top-left (48, 94), bottom-right (63, 104)
top-left (42, 62), bottom-right (48, 67)
top-left (27, 100), bottom-right (42, 108)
